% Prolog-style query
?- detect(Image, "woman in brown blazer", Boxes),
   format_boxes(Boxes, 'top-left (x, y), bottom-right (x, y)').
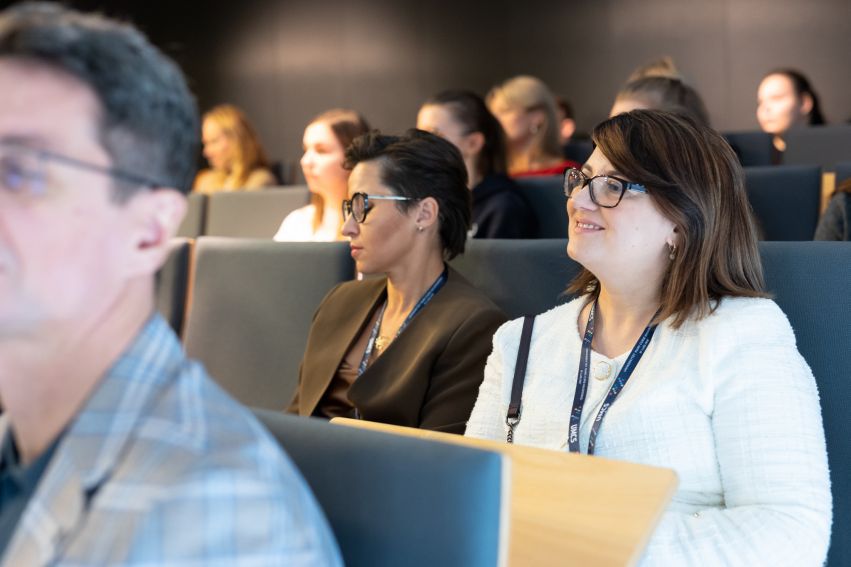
top-left (288, 130), bottom-right (506, 434)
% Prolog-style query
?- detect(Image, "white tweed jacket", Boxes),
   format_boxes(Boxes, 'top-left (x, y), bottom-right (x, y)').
top-left (466, 296), bottom-right (832, 566)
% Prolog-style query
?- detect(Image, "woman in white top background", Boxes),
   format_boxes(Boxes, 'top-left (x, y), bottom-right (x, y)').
top-left (465, 110), bottom-right (831, 566)
top-left (274, 108), bottom-right (370, 241)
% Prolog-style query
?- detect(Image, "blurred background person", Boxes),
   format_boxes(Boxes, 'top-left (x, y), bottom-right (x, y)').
top-left (815, 178), bottom-right (851, 240)
top-left (627, 55), bottom-right (682, 81)
top-left (417, 90), bottom-right (537, 238)
top-left (555, 96), bottom-right (577, 146)
top-left (610, 76), bottom-right (711, 127)
top-left (288, 130), bottom-right (505, 433)
top-left (274, 108), bottom-right (370, 241)
top-left (757, 69), bottom-right (826, 154)
top-left (193, 104), bottom-right (277, 193)
top-left (486, 75), bottom-right (579, 177)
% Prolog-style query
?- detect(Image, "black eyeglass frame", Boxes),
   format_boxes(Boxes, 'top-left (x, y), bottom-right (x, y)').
top-left (563, 167), bottom-right (648, 208)
top-left (341, 192), bottom-right (416, 224)
top-left (0, 140), bottom-right (170, 196)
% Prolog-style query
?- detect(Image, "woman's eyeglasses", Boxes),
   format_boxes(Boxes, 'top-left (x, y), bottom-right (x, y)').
top-left (563, 167), bottom-right (648, 208)
top-left (342, 192), bottom-right (415, 223)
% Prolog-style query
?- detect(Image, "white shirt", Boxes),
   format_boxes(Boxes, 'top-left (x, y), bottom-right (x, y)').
top-left (466, 296), bottom-right (831, 566)
top-left (273, 204), bottom-right (340, 242)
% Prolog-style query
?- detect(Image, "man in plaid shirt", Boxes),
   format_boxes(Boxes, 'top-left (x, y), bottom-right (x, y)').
top-left (0, 3), bottom-right (341, 565)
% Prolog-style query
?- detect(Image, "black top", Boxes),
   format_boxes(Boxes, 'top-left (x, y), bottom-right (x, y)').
top-left (472, 174), bottom-right (538, 239)
top-left (814, 192), bottom-right (851, 241)
top-left (0, 430), bottom-right (62, 556)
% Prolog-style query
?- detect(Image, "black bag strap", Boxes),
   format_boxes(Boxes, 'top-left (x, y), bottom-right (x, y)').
top-left (506, 315), bottom-right (535, 444)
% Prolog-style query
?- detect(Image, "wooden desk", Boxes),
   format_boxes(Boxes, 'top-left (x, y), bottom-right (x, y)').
top-left (333, 418), bottom-right (678, 567)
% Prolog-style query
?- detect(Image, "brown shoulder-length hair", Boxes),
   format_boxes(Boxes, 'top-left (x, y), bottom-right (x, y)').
top-left (567, 110), bottom-right (768, 328)
top-left (306, 108), bottom-right (371, 232)
top-left (203, 104), bottom-right (270, 187)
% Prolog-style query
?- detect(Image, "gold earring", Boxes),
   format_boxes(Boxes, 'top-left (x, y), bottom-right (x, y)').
top-left (669, 244), bottom-right (677, 261)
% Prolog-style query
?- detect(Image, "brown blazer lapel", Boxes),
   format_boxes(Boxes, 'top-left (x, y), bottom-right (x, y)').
top-left (298, 279), bottom-right (387, 415)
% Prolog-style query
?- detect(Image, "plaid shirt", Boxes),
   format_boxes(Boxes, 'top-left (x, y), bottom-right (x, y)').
top-left (1, 315), bottom-right (342, 567)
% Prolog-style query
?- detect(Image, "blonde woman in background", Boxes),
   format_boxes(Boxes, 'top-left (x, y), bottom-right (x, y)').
top-left (274, 108), bottom-right (371, 241)
top-left (486, 75), bottom-right (579, 177)
top-left (193, 104), bottom-right (277, 193)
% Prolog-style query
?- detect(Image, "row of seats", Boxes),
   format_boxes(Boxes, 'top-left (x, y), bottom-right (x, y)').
top-left (254, 410), bottom-right (678, 566)
top-left (567, 126), bottom-right (851, 169)
top-left (176, 165), bottom-right (838, 241)
top-left (157, 237), bottom-right (851, 566)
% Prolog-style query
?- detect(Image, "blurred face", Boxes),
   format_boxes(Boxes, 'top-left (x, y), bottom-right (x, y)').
top-left (417, 104), bottom-right (470, 157)
top-left (0, 61), bottom-right (144, 337)
top-left (566, 148), bottom-right (676, 284)
top-left (488, 93), bottom-right (537, 146)
top-left (610, 96), bottom-right (648, 118)
top-left (757, 74), bottom-right (810, 135)
top-left (342, 161), bottom-right (417, 274)
top-left (300, 120), bottom-right (349, 203)
top-left (201, 118), bottom-right (233, 171)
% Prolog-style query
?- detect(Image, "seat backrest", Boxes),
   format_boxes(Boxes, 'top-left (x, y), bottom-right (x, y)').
top-left (759, 241), bottom-right (851, 567)
top-left (155, 238), bottom-right (192, 335)
top-left (835, 161), bottom-right (851, 187)
top-left (254, 410), bottom-right (506, 567)
top-left (451, 239), bottom-right (579, 318)
top-left (513, 176), bottom-right (568, 238)
top-left (563, 139), bottom-right (594, 164)
top-left (744, 165), bottom-right (821, 240)
top-left (183, 238), bottom-right (354, 409)
top-left (205, 186), bottom-right (310, 237)
top-left (784, 125), bottom-right (851, 168)
top-left (723, 131), bottom-right (774, 167)
top-left (176, 192), bottom-right (207, 238)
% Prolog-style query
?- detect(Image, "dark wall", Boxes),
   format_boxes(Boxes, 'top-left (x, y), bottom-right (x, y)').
top-left (5, 0), bottom-right (851, 170)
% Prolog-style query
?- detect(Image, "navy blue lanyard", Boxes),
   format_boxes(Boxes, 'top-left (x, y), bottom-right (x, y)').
top-left (357, 267), bottom-right (448, 377)
top-left (568, 300), bottom-right (659, 455)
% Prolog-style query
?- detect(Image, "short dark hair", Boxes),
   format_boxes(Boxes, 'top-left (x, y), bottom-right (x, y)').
top-left (344, 129), bottom-right (470, 260)
top-left (763, 68), bottom-right (826, 125)
top-left (568, 110), bottom-right (767, 328)
top-left (0, 2), bottom-right (199, 199)
top-left (615, 76), bottom-right (710, 127)
top-left (422, 90), bottom-right (508, 178)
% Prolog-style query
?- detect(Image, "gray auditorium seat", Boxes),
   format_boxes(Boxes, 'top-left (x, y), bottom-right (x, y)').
top-left (451, 239), bottom-right (580, 318)
top-left (514, 176), bottom-right (569, 238)
top-left (744, 165), bottom-right (821, 240)
top-left (205, 186), bottom-right (310, 237)
top-left (784, 125), bottom-right (851, 168)
top-left (723, 131), bottom-right (774, 167)
top-left (760, 241), bottom-right (851, 567)
top-left (183, 238), bottom-right (354, 409)
top-left (254, 410), bottom-right (505, 567)
top-left (155, 238), bottom-right (191, 335)
top-left (835, 161), bottom-right (851, 187)
top-left (176, 192), bottom-right (206, 238)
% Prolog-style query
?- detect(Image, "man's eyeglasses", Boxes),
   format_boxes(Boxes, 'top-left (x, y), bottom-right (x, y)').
top-left (563, 167), bottom-right (648, 208)
top-left (0, 140), bottom-right (167, 198)
top-left (342, 192), bottom-right (415, 223)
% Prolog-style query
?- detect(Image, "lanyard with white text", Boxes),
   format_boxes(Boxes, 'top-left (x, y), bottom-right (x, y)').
top-left (568, 301), bottom-right (659, 455)
top-left (357, 267), bottom-right (449, 378)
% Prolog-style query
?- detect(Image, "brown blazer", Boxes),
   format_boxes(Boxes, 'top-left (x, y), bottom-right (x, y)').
top-left (288, 267), bottom-right (506, 434)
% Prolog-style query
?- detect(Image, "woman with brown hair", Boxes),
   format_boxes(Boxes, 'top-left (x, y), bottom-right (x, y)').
top-left (466, 110), bottom-right (831, 565)
top-left (274, 108), bottom-right (370, 241)
top-left (193, 104), bottom-right (276, 193)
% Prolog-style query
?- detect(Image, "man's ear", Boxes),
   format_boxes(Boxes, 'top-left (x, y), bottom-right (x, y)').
top-left (124, 188), bottom-right (187, 277)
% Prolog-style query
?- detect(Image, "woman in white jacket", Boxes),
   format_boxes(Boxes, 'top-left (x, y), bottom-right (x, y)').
top-left (466, 109), bottom-right (831, 566)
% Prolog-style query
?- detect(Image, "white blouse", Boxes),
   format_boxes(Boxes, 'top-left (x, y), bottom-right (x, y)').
top-left (466, 296), bottom-right (831, 566)
top-left (273, 204), bottom-right (340, 242)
